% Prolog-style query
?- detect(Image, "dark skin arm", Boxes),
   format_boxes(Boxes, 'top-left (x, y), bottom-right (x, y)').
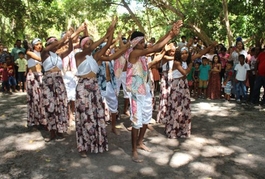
top-left (174, 60), bottom-right (193, 76)
top-left (191, 42), bottom-right (218, 61)
top-left (148, 51), bottom-right (166, 69)
top-left (129, 20), bottom-right (183, 64)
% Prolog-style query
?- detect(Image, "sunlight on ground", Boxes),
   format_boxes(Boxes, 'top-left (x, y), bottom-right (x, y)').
top-left (139, 167), bottom-right (157, 177)
top-left (170, 152), bottom-right (193, 168)
top-left (108, 165), bottom-right (125, 173)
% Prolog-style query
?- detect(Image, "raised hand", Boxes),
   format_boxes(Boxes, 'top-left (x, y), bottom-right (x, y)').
top-left (172, 20), bottom-right (183, 36)
top-left (165, 44), bottom-right (171, 52)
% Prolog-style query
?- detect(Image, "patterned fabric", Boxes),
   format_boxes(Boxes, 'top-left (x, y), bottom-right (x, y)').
top-left (42, 72), bottom-right (68, 133)
top-left (114, 55), bottom-right (126, 78)
top-left (207, 72), bottom-right (221, 99)
top-left (63, 71), bottom-right (77, 101)
top-left (26, 72), bottom-right (46, 126)
top-left (126, 56), bottom-right (148, 95)
top-left (165, 78), bottom-right (191, 138)
top-left (156, 72), bottom-right (172, 123)
top-left (97, 61), bottom-right (116, 92)
top-left (129, 84), bottom-right (152, 129)
top-left (75, 78), bottom-right (108, 153)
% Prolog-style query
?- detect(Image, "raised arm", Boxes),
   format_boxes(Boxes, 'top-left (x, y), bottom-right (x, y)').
top-left (191, 42), bottom-right (217, 61)
top-left (148, 51), bottom-right (166, 69)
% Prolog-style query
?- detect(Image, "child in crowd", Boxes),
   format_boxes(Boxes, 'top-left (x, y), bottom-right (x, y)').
top-left (0, 62), bottom-right (11, 93)
top-left (6, 56), bottom-right (17, 92)
top-left (207, 54), bottom-right (221, 99)
top-left (223, 61), bottom-right (233, 101)
top-left (187, 63), bottom-right (194, 96)
top-left (193, 62), bottom-right (200, 98)
top-left (234, 54), bottom-right (250, 103)
top-left (198, 57), bottom-right (211, 98)
top-left (15, 51), bottom-right (27, 92)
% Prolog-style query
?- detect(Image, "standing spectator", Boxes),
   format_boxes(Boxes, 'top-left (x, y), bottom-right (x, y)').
top-left (0, 62), bottom-right (11, 94)
top-left (251, 48), bottom-right (265, 105)
top-left (234, 54), bottom-right (250, 103)
top-left (177, 35), bottom-right (187, 50)
top-left (219, 46), bottom-right (230, 83)
top-left (193, 62), bottom-right (200, 98)
top-left (248, 47), bottom-right (260, 101)
top-left (207, 55), bottom-right (221, 99)
top-left (198, 57), bottom-right (211, 98)
top-left (229, 40), bottom-right (247, 67)
top-left (0, 44), bottom-right (11, 64)
top-left (6, 56), bottom-right (17, 92)
top-left (15, 51), bottom-right (27, 92)
top-left (11, 40), bottom-right (26, 89)
top-left (223, 61), bottom-right (234, 101)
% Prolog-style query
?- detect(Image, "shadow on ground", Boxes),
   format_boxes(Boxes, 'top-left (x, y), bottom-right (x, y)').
top-left (0, 92), bottom-right (265, 179)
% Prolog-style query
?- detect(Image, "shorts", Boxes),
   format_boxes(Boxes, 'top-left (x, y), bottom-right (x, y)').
top-left (116, 71), bottom-right (130, 98)
top-left (18, 72), bottom-right (26, 82)
top-left (224, 81), bottom-right (232, 95)
top-left (199, 80), bottom-right (208, 89)
top-left (129, 84), bottom-right (152, 129)
top-left (101, 81), bottom-right (118, 113)
top-left (8, 76), bottom-right (17, 86)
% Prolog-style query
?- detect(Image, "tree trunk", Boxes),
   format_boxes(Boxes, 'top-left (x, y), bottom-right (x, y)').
top-left (222, 0), bottom-right (233, 47)
top-left (121, 0), bottom-right (146, 34)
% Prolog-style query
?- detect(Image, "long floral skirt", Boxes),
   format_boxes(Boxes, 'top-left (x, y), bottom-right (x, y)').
top-left (156, 72), bottom-right (172, 123)
top-left (75, 78), bottom-right (108, 153)
top-left (165, 78), bottom-right (191, 138)
top-left (42, 72), bottom-right (68, 133)
top-left (26, 72), bottom-right (47, 127)
top-left (207, 72), bottom-right (221, 99)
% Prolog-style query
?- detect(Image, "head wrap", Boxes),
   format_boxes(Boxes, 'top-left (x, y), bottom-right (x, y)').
top-left (80, 36), bottom-right (93, 49)
top-left (124, 36), bottom-right (145, 60)
top-left (46, 37), bottom-right (57, 46)
top-left (130, 36), bottom-right (144, 49)
top-left (181, 46), bottom-right (189, 52)
top-left (32, 38), bottom-right (42, 46)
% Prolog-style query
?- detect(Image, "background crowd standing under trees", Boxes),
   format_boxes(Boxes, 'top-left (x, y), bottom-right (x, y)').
top-left (0, 0), bottom-right (265, 49)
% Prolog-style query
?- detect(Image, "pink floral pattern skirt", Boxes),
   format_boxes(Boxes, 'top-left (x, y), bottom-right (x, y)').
top-left (42, 72), bottom-right (68, 133)
top-left (75, 78), bottom-right (108, 153)
top-left (165, 78), bottom-right (191, 138)
top-left (26, 72), bottom-right (47, 127)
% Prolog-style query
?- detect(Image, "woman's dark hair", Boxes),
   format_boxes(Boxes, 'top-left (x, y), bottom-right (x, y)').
top-left (130, 31), bottom-right (145, 41)
top-left (220, 46), bottom-right (227, 52)
top-left (174, 49), bottom-right (192, 65)
top-left (212, 54), bottom-right (221, 64)
top-left (236, 40), bottom-right (245, 50)
top-left (23, 39), bottom-right (33, 52)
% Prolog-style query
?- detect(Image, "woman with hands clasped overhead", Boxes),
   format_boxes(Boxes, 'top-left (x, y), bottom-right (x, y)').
top-left (74, 18), bottom-right (121, 157)
top-left (41, 30), bottom-right (74, 142)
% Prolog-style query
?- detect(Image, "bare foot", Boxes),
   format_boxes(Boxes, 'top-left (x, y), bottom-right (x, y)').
top-left (137, 143), bottom-right (151, 152)
top-left (80, 151), bottom-right (87, 158)
top-left (112, 128), bottom-right (120, 135)
top-left (132, 151), bottom-right (143, 163)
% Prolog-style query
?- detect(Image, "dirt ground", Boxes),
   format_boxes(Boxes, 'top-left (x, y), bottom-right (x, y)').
top-left (0, 92), bottom-right (265, 179)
